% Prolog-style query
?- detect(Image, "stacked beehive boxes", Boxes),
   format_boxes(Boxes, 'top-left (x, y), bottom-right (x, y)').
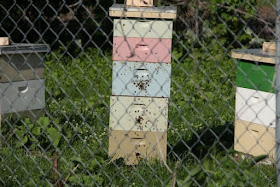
top-left (109, 1), bottom-right (177, 164)
top-left (231, 43), bottom-right (276, 158)
top-left (0, 43), bottom-right (49, 122)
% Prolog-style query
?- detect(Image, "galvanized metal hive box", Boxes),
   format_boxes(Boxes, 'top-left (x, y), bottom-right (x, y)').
top-left (0, 43), bottom-right (49, 115)
top-left (0, 44), bottom-right (49, 82)
top-left (112, 61), bottom-right (171, 97)
top-left (0, 79), bottom-right (45, 114)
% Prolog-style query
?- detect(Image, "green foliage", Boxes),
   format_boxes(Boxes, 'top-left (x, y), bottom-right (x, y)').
top-left (0, 0), bottom-right (277, 185)
top-left (174, 148), bottom-right (270, 186)
top-left (0, 47), bottom-right (276, 186)
top-left (45, 47), bottom-right (112, 100)
top-left (8, 117), bottom-right (62, 150)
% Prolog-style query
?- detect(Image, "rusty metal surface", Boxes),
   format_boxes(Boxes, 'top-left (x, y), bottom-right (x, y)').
top-left (109, 96), bottom-right (168, 132)
top-left (112, 61), bottom-right (171, 97)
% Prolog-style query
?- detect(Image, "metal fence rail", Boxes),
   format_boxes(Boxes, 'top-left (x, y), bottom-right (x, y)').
top-left (0, 0), bottom-right (278, 186)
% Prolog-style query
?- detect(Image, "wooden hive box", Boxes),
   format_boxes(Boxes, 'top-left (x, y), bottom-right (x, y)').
top-left (231, 48), bottom-right (275, 93)
top-left (235, 87), bottom-right (275, 127)
top-left (234, 119), bottom-right (275, 158)
top-left (113, 19), bottom-right (173, 39)
top-left (109, 96), bottom-right (168, 132)
top-left (112, 61), bottom-right (171, 97)
top-left (109, 130), bottom-right (167, 165)
top-left (126, 0), bottom-right (153, 7)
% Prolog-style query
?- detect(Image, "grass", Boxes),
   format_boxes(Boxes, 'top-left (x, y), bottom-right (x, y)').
top-left (0, 46), bottom-right (277, 186)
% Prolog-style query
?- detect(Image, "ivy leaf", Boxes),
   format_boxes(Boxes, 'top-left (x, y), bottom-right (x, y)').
top-left (32, 127), bottom-right (41, 136)
top-left (38, 117), bottom-right (50, 130)
top-left (15, 129), bottom-right (24, 139)
top-left (28, 123), bottom-right (34, 131)
top-left (70, 156), bottom-right (83, 164)
top-left (16, 135), bottom-right (28, 148)
top-left (47, 127), bottom-right (61, 147)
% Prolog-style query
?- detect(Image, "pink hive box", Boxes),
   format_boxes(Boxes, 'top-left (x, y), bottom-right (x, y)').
top-left (113, 37), bottom-right (172, 63)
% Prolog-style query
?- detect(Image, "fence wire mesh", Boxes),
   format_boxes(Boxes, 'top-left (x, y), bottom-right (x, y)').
top-left (0, 0), bottom-right (278, 186)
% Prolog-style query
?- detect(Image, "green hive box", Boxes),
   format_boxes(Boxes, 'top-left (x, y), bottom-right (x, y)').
top-left (232, 49), bottom-right (276, 93)
top-left (236, 60), bottom-right (275, 92)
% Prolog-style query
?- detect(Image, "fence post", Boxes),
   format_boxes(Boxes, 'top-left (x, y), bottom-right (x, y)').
top-left (275, 0), bottom-right (280, 186)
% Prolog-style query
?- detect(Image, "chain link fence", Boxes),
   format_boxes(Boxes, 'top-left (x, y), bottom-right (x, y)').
top-left (0, 0), bottom-right (278, 186)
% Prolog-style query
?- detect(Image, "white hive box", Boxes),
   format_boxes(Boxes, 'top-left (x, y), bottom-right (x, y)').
top-left (235, 87), bottom-right (275, 127)
top-left (0, 79), bottom-right (45, 114)
top-left (113, 19), bottom-right (173, 38)
top-left (112, 61), bottom-right (171, 97)
top-left (0, 44), bottom-right (49, 82)
top-left (109, 96), bottom-right (168, 132)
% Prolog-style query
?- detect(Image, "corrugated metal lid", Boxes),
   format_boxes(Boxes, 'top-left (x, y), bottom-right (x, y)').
top-left (0, 43), bottom-right (50, 55)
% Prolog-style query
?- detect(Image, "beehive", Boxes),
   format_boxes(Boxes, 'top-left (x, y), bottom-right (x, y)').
top-left (0, 43), bottom-right (49, 121)
top-left (231, 45), bottom-right (276, 157)
top-left (109, 3), bottom-right (176, 164)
